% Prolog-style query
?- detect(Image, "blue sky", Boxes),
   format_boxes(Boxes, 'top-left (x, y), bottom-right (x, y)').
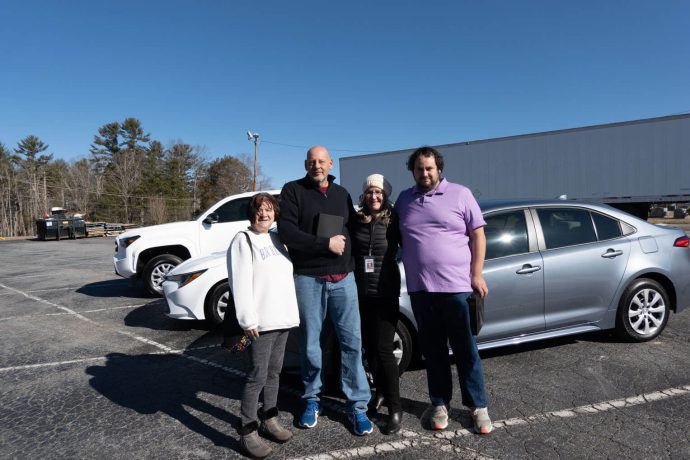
top-left (1, 1), bottom-right (689, 188)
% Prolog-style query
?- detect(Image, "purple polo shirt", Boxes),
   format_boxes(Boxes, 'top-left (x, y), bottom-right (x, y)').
top-left (395, 178), bottom-right (485, 293)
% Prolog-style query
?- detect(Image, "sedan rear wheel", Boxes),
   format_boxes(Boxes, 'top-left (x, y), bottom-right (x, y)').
top-left (616, 278), bottom-right (670, 342)
top-left (394, 319), bottom-right (413, 375)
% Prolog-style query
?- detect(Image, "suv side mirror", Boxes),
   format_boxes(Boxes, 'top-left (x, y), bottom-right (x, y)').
top-left (203, 212), bottom-right (220, 225)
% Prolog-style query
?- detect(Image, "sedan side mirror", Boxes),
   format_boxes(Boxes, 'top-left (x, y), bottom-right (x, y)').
top-left (203, 212), bottom-right (220, 225)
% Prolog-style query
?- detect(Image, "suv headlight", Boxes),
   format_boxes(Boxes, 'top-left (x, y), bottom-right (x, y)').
top-left (120, 235), bottom-right (140, 248)
top-left (164, 269), bottom-right (208, 288)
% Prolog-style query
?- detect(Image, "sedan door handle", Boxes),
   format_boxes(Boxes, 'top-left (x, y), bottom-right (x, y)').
top-left (601, 249), bottom-right (623, 258)
top-left (516, 264), bottom-right (542, 274)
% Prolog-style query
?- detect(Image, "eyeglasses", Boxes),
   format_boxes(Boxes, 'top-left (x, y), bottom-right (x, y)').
top-left (364, 190), bottom-right (383, 196)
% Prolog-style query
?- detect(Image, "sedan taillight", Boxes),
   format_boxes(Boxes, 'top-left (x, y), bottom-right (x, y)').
top-left (673, 236), bottom-right (689, 247)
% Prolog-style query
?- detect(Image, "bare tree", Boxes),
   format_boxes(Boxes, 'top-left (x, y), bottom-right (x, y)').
top-left (66, 159), bottom-right (99, 217)
top-left (239, 153), bottom-right (273, 190)
top-left (15, 135), bottom-right (52, 225)
top-left (107, 149), bottom-right (144, 222)
top-left (0, 142), bottom-right (21, 236)
top-left (147, 196), bottom-right (167, 225)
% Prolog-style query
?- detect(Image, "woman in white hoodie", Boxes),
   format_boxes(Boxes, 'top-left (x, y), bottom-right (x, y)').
top-left (228, 192), bottom-right (299, 459)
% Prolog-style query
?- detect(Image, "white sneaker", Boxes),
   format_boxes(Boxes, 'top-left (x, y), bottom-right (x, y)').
top-left (471, 407), bottom-right (493, 434)
top-left (423, 404), bottom-right (448, 430)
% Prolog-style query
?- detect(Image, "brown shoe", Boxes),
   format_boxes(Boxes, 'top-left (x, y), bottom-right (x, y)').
top-left (239, 422), bottom-right (272, 458)
top-left (259, 407), bottom-right (293, 443)
top-left (260, 416), bottom-right (293, 443)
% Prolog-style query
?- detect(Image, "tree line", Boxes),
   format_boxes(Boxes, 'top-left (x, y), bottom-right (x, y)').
top-left (0, 117), bottom-right (270, 237)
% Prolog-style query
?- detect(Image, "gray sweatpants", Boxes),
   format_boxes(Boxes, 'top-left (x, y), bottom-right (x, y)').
top-left (240, 329), bottom-right (290, 426)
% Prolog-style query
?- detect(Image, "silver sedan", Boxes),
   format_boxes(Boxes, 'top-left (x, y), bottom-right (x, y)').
top-left (395, 199), bottom-right (690, 370)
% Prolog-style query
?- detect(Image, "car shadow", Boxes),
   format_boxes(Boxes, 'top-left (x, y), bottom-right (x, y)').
top-left (76, 279), bottom-right (153, 299)
top-left (477, 329), bottom-right (615, 359)
top-left (123, 302), bottom-right (214, 332)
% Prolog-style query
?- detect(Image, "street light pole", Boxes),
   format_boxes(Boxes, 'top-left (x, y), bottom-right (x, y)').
top-left (246, 131), bottom-right (260, 191)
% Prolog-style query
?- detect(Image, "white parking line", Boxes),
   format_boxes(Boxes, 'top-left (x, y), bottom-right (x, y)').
top-left (0, 344), bottom-right (221, 372)
top-left (0, 303), bottom-right (159, 322)
top-left (290, 384), bottom-right (690, 460)
top-left (0, 273), bottom-right (49, 280)
top-left (26, 286), bottom-right (84, 293)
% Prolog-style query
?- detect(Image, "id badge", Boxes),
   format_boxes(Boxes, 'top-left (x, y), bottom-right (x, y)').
top-left (364, 256), bottom-right (375, 273)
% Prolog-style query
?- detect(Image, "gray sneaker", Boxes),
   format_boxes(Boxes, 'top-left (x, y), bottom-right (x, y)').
top-left (423, 404), bottom-right (448, 430)
top-left (471, 407), bottom-right (493, 434)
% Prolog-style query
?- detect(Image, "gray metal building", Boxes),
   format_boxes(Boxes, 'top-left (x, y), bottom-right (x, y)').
top-left (339, 114), bottom-right (690, 217)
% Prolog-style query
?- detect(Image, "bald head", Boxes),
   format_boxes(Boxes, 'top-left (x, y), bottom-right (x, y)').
top-left (305, 145), bottom-right (333, 187)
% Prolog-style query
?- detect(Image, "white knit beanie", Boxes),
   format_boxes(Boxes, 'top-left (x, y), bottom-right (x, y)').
top-left (362, 173), bottom-right (392, 197)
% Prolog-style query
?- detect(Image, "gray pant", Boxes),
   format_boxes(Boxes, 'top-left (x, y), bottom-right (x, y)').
top-left (241, 330), bottom-right (290, 426)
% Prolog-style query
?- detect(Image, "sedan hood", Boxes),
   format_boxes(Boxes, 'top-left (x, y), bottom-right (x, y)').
top-left (169, 251), bottom-right (227, 275)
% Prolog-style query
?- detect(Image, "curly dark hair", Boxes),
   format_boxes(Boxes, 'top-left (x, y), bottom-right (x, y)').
top-left (246, 192), bottom-right (280, 221)
top-left (406, 146), bottom-right (444, 172)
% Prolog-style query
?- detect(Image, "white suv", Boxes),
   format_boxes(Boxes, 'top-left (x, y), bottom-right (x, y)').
top-left (113, 190), bottom-right (281, 295)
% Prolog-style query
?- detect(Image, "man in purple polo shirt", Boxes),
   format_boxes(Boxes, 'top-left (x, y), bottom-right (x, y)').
top-left (395, 146), bottom-right (492, 434)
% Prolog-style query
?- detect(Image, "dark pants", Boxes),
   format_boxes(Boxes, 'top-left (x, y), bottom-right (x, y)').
top-left (240, 329), bottom-right (289, 426)
top-left (359, 296), bottom-right (402, 413)
top-left (410, 291), bottom-right (488, 409)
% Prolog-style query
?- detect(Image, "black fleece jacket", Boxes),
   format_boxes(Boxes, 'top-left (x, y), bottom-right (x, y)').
top-left (278, 174), bottom-right (356, 276)
top-left (350, 210), bottom-right (401, 299)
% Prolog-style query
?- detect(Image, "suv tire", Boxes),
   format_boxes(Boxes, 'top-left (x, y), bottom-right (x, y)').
top-left (143, 254), bottom-right (183, 296)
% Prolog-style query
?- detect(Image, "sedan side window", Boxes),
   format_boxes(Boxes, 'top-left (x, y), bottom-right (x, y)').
top-left (591, 212), bottom-right (622, 241)
top-left (484, 210), bottom-right (530, 260)
top-left (215, 198), bottom-right (250, 223)
top-left (537, 208), bottom-right (597, 249)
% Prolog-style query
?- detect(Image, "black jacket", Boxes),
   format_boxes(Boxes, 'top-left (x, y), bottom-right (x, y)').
top-left (278, 174), bottom-right (356, 276)
top-left (350, 208), bottom-right (401, 298)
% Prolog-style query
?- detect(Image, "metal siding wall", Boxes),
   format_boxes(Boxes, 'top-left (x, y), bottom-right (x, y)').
top-left (339, 149), bottom-right (414, 203)
top-left (339, 116), bottom-right (690, 203)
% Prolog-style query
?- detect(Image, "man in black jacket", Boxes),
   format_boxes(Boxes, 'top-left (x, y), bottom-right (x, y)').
top-left (278, 145), bottom-right (373, 436)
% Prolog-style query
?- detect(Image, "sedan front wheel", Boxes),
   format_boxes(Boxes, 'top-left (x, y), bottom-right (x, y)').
top-left (615, 278), bottom-right (670, 342)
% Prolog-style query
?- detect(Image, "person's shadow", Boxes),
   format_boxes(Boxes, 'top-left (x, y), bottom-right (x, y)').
top-left (86, 352), bottom-right (245, 451)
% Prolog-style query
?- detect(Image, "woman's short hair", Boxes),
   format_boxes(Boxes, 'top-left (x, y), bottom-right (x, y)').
top-left (407, 146), bottom-right (444, 172)
top-left (246, 192), bottom-right (280, 221)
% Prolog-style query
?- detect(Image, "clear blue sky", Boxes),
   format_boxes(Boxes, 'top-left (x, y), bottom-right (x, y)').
top-left (2, 1), bottom-right (689, 188)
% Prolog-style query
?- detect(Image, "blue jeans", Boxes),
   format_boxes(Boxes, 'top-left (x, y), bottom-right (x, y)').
top-left (410, 291), bottom-right (488, 409)
top-left (294, 273), bottom-right (370, 413)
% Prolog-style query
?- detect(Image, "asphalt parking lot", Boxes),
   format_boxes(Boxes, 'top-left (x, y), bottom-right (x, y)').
top-left (2, 236), bottom-right (690, 459)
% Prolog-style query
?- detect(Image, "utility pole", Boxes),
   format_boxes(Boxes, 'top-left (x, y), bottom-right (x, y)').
top-left (246, 131), bottom-right (260, 191)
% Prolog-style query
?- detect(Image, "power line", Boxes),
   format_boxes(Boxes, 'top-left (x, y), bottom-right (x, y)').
top-left (260, 139), bottom-right (377, 154)
top-left (10, 178), bottom-right (197, 202)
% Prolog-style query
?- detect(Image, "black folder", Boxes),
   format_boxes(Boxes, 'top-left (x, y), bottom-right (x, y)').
top-left (316, 213), bottom-right (344, 238)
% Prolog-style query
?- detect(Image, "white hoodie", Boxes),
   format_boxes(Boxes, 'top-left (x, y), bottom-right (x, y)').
top-left (227, 229), bottom-right (300, 332)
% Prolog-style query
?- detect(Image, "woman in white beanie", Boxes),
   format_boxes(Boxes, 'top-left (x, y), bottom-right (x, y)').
top-left (350, 173), bottom-right (403, 434)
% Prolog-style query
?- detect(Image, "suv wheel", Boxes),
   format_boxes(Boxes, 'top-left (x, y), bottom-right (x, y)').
top-left (143, 254), bottom-right (183, 296)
